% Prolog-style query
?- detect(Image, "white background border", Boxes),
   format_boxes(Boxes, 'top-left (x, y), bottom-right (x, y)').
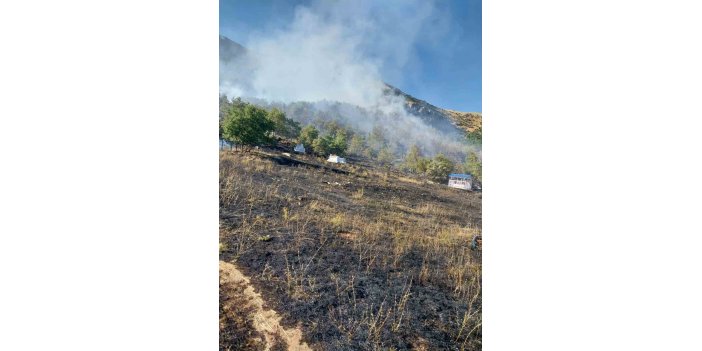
top-left (0, 1), bottom-right (219, 350)
top-left (1, 0), bottom-right (701, 350)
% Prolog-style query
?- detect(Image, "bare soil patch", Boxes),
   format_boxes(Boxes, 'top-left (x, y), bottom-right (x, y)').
top-left (220, 261), bottom-right (312, 351)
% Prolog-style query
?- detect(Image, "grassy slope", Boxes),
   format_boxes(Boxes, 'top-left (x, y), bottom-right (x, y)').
top-left (443, 110), bottom-right (482, 133)
top-left (387, 83), bottom-right (482, 135)
top-left (220, 150), bottom-right (482, 350)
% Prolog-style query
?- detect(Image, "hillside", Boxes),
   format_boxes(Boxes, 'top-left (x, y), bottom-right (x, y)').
top-left (220, 148), bottom-right (482, 350)
top-left (382, 83), bottom-right (482, 134)
top-left (444, 110), bottom-right (482, 133)
top-left (219, 35), bottom-right (481, 136)
top-left (219, 35), bottom-right (246, 63)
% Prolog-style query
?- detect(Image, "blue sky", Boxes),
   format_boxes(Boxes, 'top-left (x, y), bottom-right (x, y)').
top-left (220, 0), bottom-right (481, 112)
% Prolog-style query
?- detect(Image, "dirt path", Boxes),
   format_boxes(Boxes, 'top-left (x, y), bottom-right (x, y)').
top-left (220, 261), bottom-right (312, 351)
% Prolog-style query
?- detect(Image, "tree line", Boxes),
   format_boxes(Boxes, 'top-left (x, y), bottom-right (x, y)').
top-left (402, 144), bottom-right (482, 183)
top-left (220, 96), bottom-right (300, 150)
top-left (220, 96), bottom-right (481, 183)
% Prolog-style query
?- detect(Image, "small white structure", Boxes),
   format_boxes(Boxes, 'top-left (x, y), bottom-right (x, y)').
top-left (327, 154), bottom-right (346, 164)
top-left (448, 173), bottom-right (472, 190)
top-left (294, 143), bottom-right (306, 154)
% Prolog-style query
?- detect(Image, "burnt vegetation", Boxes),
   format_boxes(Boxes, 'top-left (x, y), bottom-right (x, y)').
top-left (220, 146), bottom-right (482, 350)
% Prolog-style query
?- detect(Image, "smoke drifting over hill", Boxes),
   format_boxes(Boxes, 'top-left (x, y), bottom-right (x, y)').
top-left (219, 0), bottom-right (475, 159)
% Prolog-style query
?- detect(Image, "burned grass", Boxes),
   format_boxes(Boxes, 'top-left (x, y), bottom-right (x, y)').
top-left (220, 150), bottom-right (482, 350)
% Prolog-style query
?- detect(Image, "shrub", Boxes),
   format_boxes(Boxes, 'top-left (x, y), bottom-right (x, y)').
top-left (426, 153), bottom-right (455, 182)
top-left (299, 125), bottom-right (319, 148)
top-left (222, 104), bottom-right (275, 148)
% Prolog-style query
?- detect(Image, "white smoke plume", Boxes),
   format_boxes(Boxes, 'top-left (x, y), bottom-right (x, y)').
top-left (220, 0), bottom-right (473, 159)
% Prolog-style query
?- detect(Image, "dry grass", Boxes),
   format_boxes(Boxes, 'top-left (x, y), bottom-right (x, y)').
top-left (220, 149), bottom-right (482, 350)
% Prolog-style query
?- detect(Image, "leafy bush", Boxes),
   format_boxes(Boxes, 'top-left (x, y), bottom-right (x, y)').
top-left (268, 108), bottom-right (301, 139)
top-left (403, 144), bottom-right (423, 173)
top-left (426, 154), bottom-right (455, 182)
top-left (299, 125), bottom-right (319, 149)
top-left (312, 135), bottom-right (334, 155)
top-left (222, 103), bottom-right (275, 149)
top-left (463, 151), bottom-right (482, 182)
top-left (466, 126), bottom-right (482, 145)
top-left (330, 131), bottom-right (348, 155)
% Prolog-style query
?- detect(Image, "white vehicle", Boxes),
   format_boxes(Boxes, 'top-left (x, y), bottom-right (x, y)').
top-left (327, 155), bottom-right (346, 164)
top-left (448, 173), bottom-right (472, 190)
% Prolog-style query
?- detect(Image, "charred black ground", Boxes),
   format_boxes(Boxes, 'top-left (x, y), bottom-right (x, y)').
top-left (220, 148), bottom-right (482, 350)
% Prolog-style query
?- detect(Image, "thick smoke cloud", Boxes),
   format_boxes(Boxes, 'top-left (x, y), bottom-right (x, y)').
top-left (220, 0), bottom-right (471, 159)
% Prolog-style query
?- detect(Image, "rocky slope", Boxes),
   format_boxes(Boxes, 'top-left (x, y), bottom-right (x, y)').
top-left (382, 83), bottom-right (481, 134)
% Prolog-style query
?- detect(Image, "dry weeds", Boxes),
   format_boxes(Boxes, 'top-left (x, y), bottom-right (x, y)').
top-left (220, 149), bottom-right (482, 350)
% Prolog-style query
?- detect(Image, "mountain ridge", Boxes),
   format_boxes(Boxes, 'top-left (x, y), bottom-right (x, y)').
top-left (219, 35), bottom-right (481, 135)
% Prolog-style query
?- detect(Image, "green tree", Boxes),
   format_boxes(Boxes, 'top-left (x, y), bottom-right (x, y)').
top-left (312, 135), bottom-right (335, 155)
top-left (299, 125), bottom-right (319, 148)
top-left (463, 151), bottom-right (482, 182)
top-left (268, 108), bottom-right (301, 139)
top-left (323, 120), bottom-right (343, 136)
top-left (330, 131), bottom-right (348, 155)
top-left (221, 104), bottom-right (275, 149)
top-left (219, 95), bottom-right (231, 145)
top-left (219, 95), bottom-right (230, 123)
top-left (466, 126), bottom-right (482, 145)
top-left (403, 144), bottom-right (423, 173)
top-left (426, 154), bottom-right (455, 182)
top-left (416, 157), bottom-right (430, 173)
